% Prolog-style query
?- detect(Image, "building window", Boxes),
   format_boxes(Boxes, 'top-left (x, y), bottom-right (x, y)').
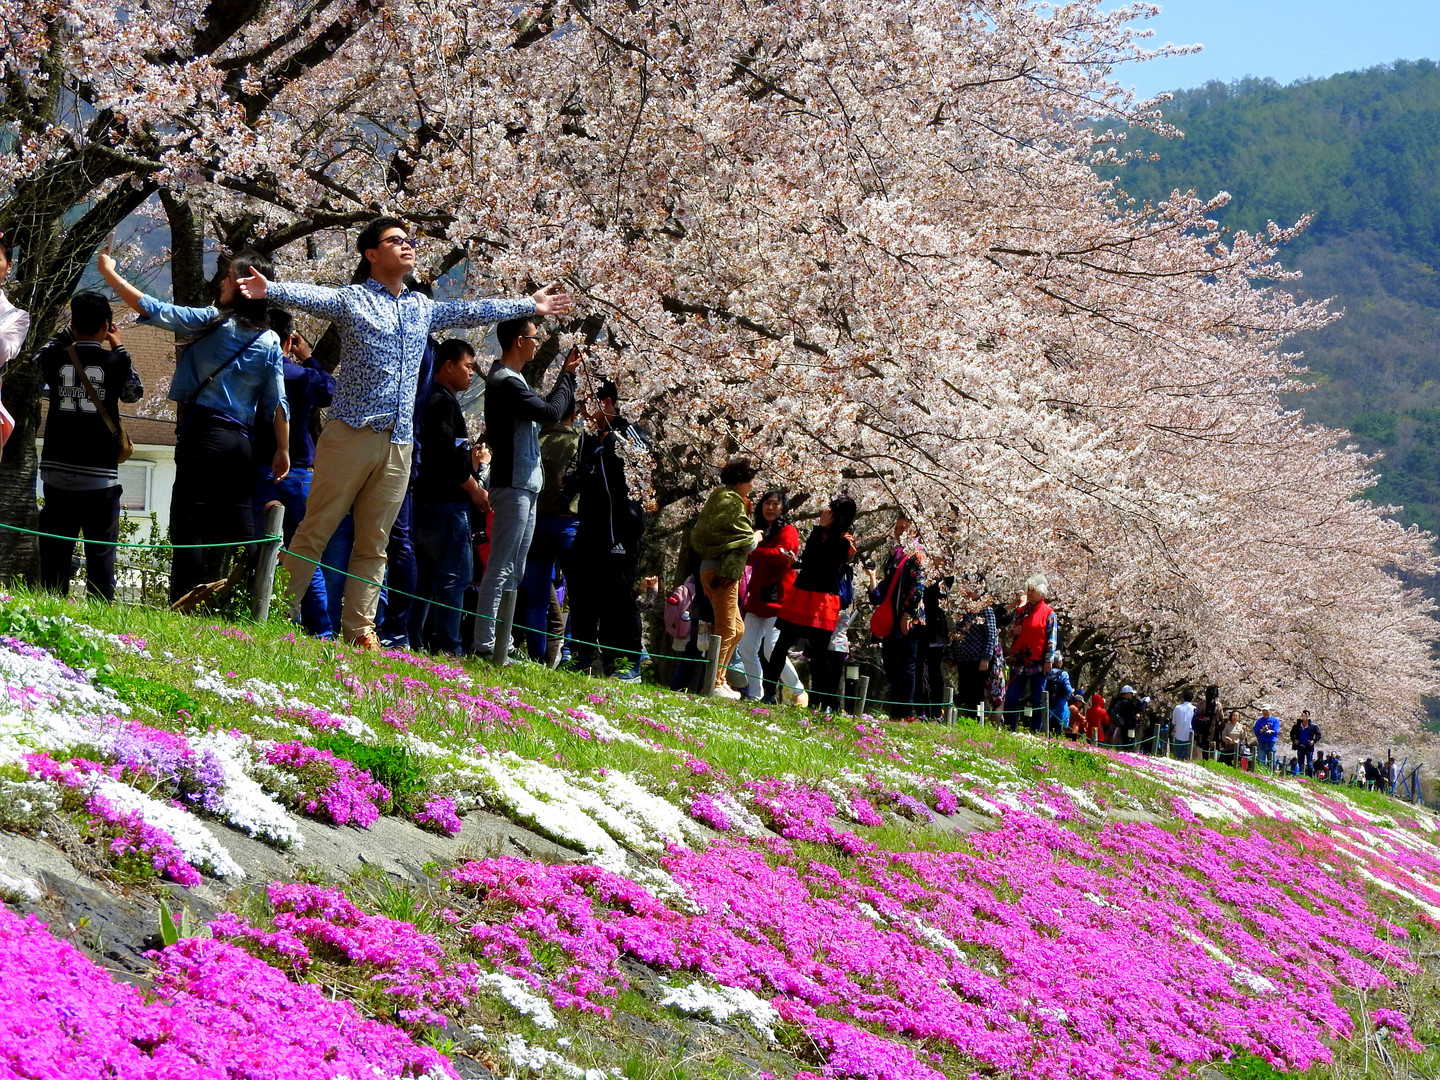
top-left (118, 462), bottom-right (153, 512)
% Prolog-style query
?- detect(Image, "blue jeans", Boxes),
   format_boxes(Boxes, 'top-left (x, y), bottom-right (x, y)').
top-left (473, 487), bottom-right (538, 652)
top-left (377, 491), bottom-right (417, 647)
top-left (1257, 742), bottom-right (1276, 769)
top-left (1171, 738), bottom-right (1192, 761)
top-left (255, 466), bottom-right (331, 637)
top-left (413, 501), bottom-right (473, 655)
top-left (320, 514), bottom-right (354, 638)
top-left (1004, 670), bottom-right (1048, 731)
top-left (517, 513), bottom-right (577, 661)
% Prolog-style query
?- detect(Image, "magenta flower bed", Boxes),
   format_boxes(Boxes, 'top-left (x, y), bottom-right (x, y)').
top-left (264, 741), bottom-right (390, 827)
top-left (439, 794), bottom-right (1424, 1080)
top-left (746, 779), bottom-right (872, 854)
top-left (0, 907), bottom-right (454, 1078)
top-left (24, 753), bottom-right (200, 886)
top-left (212, 883), bottom-right (478, 1027)
top-left (415, 795), bottom-right (463, 836)
top-left (688, 791), bottom-right (734, 831)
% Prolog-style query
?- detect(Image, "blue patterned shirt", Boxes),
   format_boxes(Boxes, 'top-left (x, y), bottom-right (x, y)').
top-left (264, 278), bottom-right (535, 444)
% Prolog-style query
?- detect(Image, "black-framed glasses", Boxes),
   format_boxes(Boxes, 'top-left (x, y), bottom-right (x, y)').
top-left (519, 334), bottom-right (543, 342)
top-left (380, 235), bottom-right (418, 249)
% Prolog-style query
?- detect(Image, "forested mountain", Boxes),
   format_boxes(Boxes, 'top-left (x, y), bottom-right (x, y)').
top-left (1112, 60), bottom-right (1440, 531)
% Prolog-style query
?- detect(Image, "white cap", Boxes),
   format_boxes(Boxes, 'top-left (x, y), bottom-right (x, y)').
top-left (1120, 685), bottom-right (1136, 695)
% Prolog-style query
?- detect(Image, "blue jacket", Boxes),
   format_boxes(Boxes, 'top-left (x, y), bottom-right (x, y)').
top-left (1253, 715), bottom-right (1279, 746)
top-left (1046, 670), bottom-right (1074, 723)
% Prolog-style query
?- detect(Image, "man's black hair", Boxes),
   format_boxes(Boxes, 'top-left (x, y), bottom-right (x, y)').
top-left (351, 216), bottom-right (408, 283)
top-left (1182, 689), bottom-right (1194, 702)
top-left (719, 457), bottom-right (757, 486)
top-left (71, 291), bottom-right (113, 337)
top-left (437, 337), bottom-right (477, 368)
top-left (268, 307), bottom-right (294, 343)
top-left (596, 377), bottom-right (619, 403)
top-left (497, 317), bottom-right (534, 354)
top-left (0, 234), bottom-right (11, 263)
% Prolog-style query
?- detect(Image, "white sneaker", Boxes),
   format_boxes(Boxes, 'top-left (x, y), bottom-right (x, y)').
top-left (710, 684), bottom-right (742, 700)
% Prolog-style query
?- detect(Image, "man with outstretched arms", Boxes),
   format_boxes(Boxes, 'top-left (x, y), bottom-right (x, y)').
top-left (241, 218), bottom-right (571, 648)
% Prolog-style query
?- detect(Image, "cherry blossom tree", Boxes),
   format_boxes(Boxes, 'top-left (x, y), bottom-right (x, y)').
top-left (0, 0), bottom-right (385, 567)
top-left (2, 0), bottom-right (1433, 735)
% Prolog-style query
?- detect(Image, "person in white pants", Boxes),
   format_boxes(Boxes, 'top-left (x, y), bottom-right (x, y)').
top-left (737, 490), bottom-right (803, 700)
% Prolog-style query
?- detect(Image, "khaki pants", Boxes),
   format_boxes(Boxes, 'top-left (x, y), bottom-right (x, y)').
top-left (280, 420), bottom-right (411, 640)
top-left (700, 568), bottom-right (743, 688)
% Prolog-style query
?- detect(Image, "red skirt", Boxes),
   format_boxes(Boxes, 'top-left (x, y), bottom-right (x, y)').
top-left (779, 587), bottom-right (840, 632)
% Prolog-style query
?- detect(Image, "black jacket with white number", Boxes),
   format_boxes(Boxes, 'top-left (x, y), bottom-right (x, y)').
top-left (38, 337), bottom-right (142, 490)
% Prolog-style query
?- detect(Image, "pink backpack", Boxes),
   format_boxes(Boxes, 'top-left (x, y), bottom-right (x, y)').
top-left (664, 576), bottom-right (697, 640)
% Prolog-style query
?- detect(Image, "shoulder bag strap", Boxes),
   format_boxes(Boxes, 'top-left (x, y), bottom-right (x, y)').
top-left (67, 345), bottom-right (122, 439)
top-left (881, 554), bottom-right (910, 615)
top-left (188, 333), bottom-right (262, 405)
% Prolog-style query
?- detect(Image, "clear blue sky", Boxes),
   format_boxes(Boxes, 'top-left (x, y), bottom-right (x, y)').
top-left (1114, 1), bottom-right (1440, 98)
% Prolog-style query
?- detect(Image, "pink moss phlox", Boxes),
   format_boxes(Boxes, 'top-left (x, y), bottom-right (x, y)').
top-left (689, 792), bottom-right (733, 831)
top-left (1371, 1009), bottom-right (1424, 1052)
top-left (437, 813), bottom-right (1426, 1079)
top-left (746, 779), bottom-right (875, 855)
top-left (776, 1000), bottom-right (948, 1080)
top-left (212, 883), bottom-right (479, 1028)
top-left (264, 742), bottom-right (390, 828)
top-left (848, 795), bottom-right (884, 829)
top-left (275, 704), bottom-right (347, 731)
top-left (205, 624), bottom-right (256, 643)
top-left (0, 907), bottom-right (453, 1077)
top-left (415, 795), bottom-right (463, 836)
top-left (931, 784), bottom-right (959, 816)
top-left (88, 793), bottom-right (202, 886)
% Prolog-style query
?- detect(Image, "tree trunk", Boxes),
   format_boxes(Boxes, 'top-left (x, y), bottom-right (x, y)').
top-left (162, 192), bottom-right (209, 307)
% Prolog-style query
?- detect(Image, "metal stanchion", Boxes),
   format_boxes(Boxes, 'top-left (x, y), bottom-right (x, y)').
top-left (250, 504), bottom-right (286, 623)
top-left (1041, 690), bottom-right (1050, 738)
top-left (854, 675), bottom-right (870, 718)
top-left (942, 686), bottom-right (954, 725)
top-left (977, 699), bottom-right (986, 726)
top-left (702, 634), bottom-right (722, 697)
top-left (493, 589), bottom-right (517, 667)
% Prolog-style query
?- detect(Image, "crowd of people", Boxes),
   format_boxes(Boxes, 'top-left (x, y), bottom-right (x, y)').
top-left (0, 222), bottom-right (1425, 802)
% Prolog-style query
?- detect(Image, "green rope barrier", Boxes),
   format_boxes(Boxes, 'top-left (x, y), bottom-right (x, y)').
top-left (0, 519), bottom-right (281, 550)
top-left (279, 548), bottom-right (917, 705)
top-left (0, 517), bottom-right (1106, 715)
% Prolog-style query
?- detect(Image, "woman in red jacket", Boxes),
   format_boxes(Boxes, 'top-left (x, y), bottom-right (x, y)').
top-left (737, 491), bottom-right (802, 700)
